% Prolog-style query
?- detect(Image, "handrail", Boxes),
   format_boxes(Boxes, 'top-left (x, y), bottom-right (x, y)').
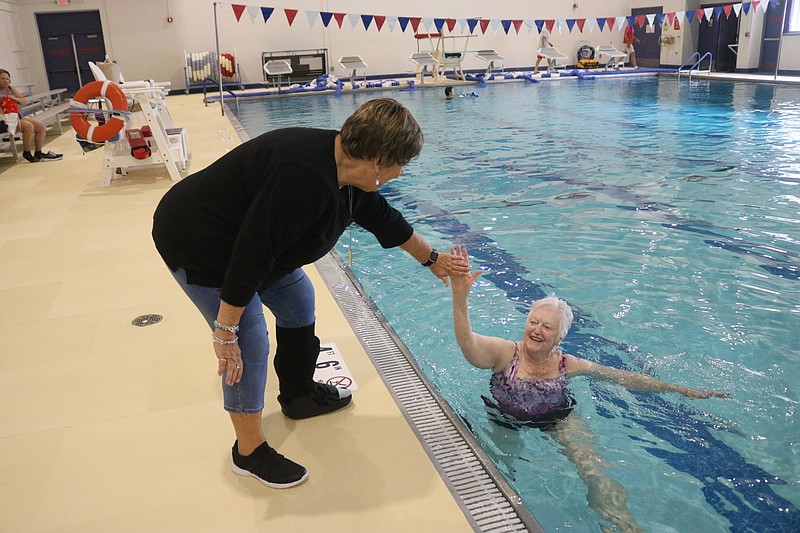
top-left (678, 52), bottom-right (712, 80)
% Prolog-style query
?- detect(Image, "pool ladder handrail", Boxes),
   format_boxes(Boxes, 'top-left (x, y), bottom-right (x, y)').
top-left (678, 52), bottom-right (713, 81)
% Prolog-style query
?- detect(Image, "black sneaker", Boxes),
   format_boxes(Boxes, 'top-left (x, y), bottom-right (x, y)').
top-left (22, 152), bottom-right (38, 163)
top-left (231, 441), bottom-right (308, 488)
top-left (278, 382), bottom-right (353, 420)
top-left (38, 151), bottom-right (63, 161)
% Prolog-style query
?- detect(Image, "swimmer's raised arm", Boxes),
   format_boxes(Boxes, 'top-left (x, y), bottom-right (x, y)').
top-left (450, 245), bottom-right (513, 372)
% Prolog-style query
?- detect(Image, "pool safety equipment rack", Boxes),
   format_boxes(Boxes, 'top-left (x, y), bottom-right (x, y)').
top-left (315, 251), bottom-right (544, 533)
top-left (184, 50), bottom-right (243, 95)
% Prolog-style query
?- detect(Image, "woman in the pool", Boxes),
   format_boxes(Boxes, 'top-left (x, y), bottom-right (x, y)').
top-left (449, 244), bottom-right (730, 532)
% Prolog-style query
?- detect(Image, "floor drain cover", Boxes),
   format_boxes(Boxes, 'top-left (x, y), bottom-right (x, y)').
top-left (132, 314), bottom-right (163, 327)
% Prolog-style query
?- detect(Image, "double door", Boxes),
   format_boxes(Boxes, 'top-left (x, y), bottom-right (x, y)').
top-left (37, 10), bottom-right (107, 94)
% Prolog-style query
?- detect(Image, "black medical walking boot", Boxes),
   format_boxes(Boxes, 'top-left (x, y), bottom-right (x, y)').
top-left (274, 323), bottom-right (352, 420)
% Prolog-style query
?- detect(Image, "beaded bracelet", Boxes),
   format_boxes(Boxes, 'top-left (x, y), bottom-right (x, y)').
top-left (213, 320), bottom-right (239, 333)
top-left (211, 333), bottom-right (238, 345)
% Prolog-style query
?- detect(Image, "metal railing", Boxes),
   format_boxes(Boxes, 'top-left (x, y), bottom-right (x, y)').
top-left (678, 52), bottom-right (712, 81)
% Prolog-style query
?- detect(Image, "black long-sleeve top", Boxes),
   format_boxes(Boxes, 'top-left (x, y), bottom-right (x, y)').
top-left (152, 128), bottom-right (413, 307)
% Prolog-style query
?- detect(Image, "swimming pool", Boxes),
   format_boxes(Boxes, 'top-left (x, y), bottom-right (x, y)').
top-left (234, 77), bottom-right (800, 532)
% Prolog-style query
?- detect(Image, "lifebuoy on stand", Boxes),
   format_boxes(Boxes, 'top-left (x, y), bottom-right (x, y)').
top-left (69, 80), bottom-right (127, 143)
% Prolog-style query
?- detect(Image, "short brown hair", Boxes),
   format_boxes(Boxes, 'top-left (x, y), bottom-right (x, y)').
top-left (340, 98), bottom-right (423, 167)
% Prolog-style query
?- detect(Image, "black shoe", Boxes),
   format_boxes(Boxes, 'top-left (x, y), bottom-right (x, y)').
top-left (279, 382), bottom-right (353, 420)
top-left (231, 440), bottom-right (308, 488)
top-left (38, 150), bottom-right (63, 161)
top-left (22, 152), bottom-right (38, 163)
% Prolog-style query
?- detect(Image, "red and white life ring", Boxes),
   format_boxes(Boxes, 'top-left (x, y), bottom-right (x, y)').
top-left (70, 80), bottom-right (127, 143)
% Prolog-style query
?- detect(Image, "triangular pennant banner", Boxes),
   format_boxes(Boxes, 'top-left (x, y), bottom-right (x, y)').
top-left (512, 20), bottom-right (523, 34)
top-left (606, 17), bottom-right (616, 30)
top-left (260, 6), bottom-right (274, 23)
top-left (386, 16), bottom-right (398, 32)
top-left (695, 9), bottom-right (705, 22)
top-left (361, 14), bottom-right (373, 31)
top-left (676, 11), bottom-right (685, 24)
top-left (231, 4), bottom-right (246, 22)
top-left (410, 17), bottom-right (421, 33)
top-left (447, 18), bottom-right (457, 32)
top-left (246, 5), bottom-right (259, 22)
top-left (646, 13), bottom-right (656, 26)
top-left (501, 20), bottom-right (512, 34)
top-left (457, 19), bottom-right (468, 33)
top-left (375, 16), bottom-right (386, 31)
top-left (348, 13), bottom-right (360, 29)
top-left (666, 13), bottom-right (675, 25)
top-left (761, 0), bottom-right (771, 13)
top-left (723, 5), bottom-right (733, 18)
top-left (467, 19), bottom-right (479, 34)
top-left (713, 6), bottom-right (723, 19)
top-left (545, 19), bottom-right (555, 32)
top-left (742, 2), bottom-right (751, 15)
top-left (479, 19), bottom-right (490, 34)
top-left (305, 11), bottom-right (318, 28)
top-left (421, 17), bottom-right (434, 33)
top-left (596, 18), bottom-right (606, 31)
top-left (284, 8), bottom-right (298, 26)
top-left (655, 13), bottom-right (666, 26)
top-left (685, 10), bottom-right (695, 23)
top-left (320, 11), bottom-right (332, 27)
top-left (398, 17), bottom-right (409, 32)
top-left (626, 15), bottom-right (636, 28)
top-left (523, 20), bottom-right (535, 33)
top-left (753, 1), bottom-right (761, 12)
top-left (733, 4), bottom-right (742, 17)
top-left (333, 12), bottom-right (345, 28)
top-left (491, 19), bottom-right (502, 34)
top-left (534, 20), bottom-right (544, 33)
top-left (636, 14), bottom-right (647, 28)
top-left (566, 19), bottom-right (576, 32)
top-left (576, 18), bottom-right (586, 33)
top-left (434, 18), bottom-right (445, 33)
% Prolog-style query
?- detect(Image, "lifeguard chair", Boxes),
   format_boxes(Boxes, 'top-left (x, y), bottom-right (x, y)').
top-left (413, 32), bottom-right (471, 82)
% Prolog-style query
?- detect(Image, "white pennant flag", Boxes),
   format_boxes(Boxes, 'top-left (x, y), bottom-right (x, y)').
top-left (704, 7), bottom-right (714, 20)
top-left (761, 0), bottom-right (771, 13)
top-left (246, 5), bottom-right (259, 23)
top-left (556, 19), bottom-right (564, 33)
top-left (618, 17), bottom-right (627, 31)
top-left (421, 17), bottom-right (434, 33)
top-left (305, 11), bottom-right (318, 28)
top-left (457, 19), bottom-right (467, 34)
top-left (646, 13), bottom-right (656, 27)
top-left (386, 16), bottom-right (397, 32)
top-left (348, 13), bottom-right (360, 30)
top-left (586, 18), bottom-right (596, 33)
top-left (490, 19), bottom-right (502, 34)
top-left (675, 11), bottom-right (685, 24)
top-left (524, 20), bottom-right (534, 33)
top-left (733, 4), bottom-right (742, 17)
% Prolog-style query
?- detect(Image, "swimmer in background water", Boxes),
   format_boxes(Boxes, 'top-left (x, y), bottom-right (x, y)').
top-left (449, 244), bottom-right (730, 532)
top-left (444, 86), bottom-right (478, 100)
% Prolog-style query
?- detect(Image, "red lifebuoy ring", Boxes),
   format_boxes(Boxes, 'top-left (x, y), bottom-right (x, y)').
top-left (70, 80), bottom-right (127, 143)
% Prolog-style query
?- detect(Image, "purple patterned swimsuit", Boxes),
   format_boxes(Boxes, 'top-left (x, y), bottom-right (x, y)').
top-left (482, 344), bottom-right (574, 425)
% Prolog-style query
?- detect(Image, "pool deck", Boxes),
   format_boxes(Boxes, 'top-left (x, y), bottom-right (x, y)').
top-left (0, 93), bottom-right (476, 532)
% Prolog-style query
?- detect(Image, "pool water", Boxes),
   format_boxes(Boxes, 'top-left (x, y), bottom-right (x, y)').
top-left (234, 77), bottom-right (800, 532)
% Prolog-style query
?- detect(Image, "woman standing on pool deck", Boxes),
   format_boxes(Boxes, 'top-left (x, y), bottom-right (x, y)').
top-left (152, 98), bottom-right (469, 489)
top-left (449, 245), bottom-right (729, 531)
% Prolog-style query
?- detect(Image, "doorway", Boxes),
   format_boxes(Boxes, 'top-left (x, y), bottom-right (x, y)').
top-left (698, 4), bottom-right (740, 72)
top-left (36, 10), bottom-right (107, 94)
top-left (631, 6), bottom-right (662, 68)
top-left (759, 0), bottom-right (787, 72)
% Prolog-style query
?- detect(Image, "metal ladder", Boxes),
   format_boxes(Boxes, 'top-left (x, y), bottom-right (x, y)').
top-left (678, 52), bottom-right (713, 81)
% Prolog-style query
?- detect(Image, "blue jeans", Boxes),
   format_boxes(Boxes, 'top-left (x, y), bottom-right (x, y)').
top-left (170, 267), bottom-right (316, 413)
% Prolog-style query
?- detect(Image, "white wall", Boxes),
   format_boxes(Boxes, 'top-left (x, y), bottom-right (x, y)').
top-left (7, 0), bottom-right (800, 94)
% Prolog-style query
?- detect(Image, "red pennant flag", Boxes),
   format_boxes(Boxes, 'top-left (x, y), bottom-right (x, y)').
top-left (545, 19), bottom-right (555, 32)
top-left (410, 17), bottom-right (421, 33)
top-left (636, 14), bottom-right (647, 28)
top-left (479, 19), bottom-right (490, 34)
top-left (375, 15), bottom-right (386, 31)
top-left (576, 18), bottom-right (586, 32)
top-left (446, 18), bottom-right (457, 32)
top-left (695, 8), bottom-right (705, 22)
top-left (333, 12), bottom-right (345, 28)
top-left (666, 13), bottom-right (675, 24)
top-left (512, 20), bottom-right (523, 34)
top-left (752, 0), bottom-right (761, 11)
top-left (723, 5), bottom-right (733, 18)
top-left (606, 17), bottom-right (616, 30)
top-left (284, 8), bottom-right (298, 26)
top-left (231, 4), bottom-right (246, 22)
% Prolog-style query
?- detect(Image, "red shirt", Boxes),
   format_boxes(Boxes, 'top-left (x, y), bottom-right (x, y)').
top-left (624, 27), bottom-right (635, 45)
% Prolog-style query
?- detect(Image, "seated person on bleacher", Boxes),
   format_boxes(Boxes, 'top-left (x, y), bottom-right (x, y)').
top-left (0, 68), bottom-right (62, 162)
